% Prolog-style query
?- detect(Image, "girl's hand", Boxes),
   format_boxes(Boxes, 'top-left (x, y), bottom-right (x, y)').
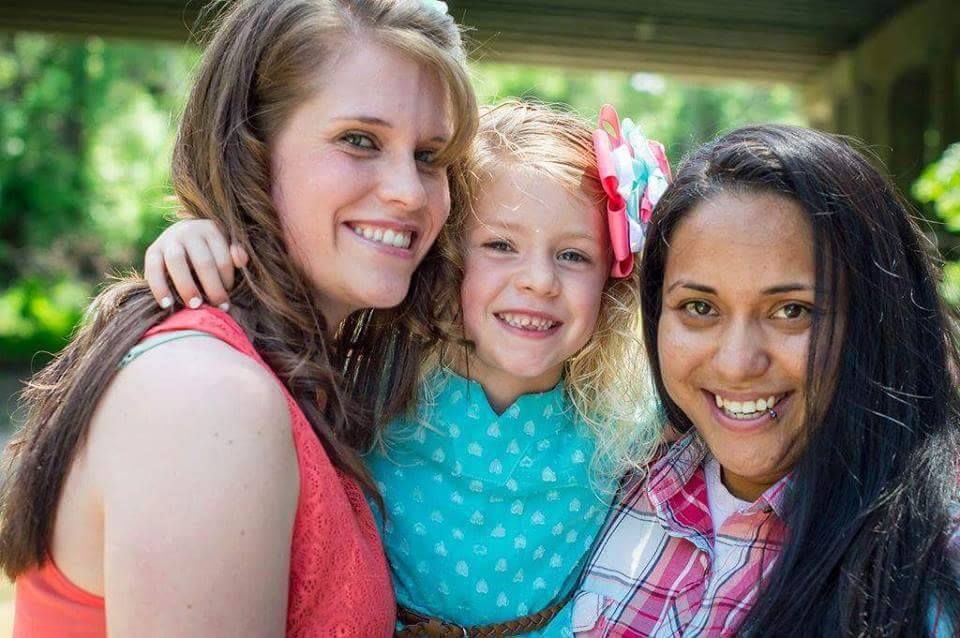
top-left (144, 220), bottom-right (249, 310)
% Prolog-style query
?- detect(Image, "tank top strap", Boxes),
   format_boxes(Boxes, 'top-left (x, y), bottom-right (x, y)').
top-left (143, 306), bottom-right (262, 363)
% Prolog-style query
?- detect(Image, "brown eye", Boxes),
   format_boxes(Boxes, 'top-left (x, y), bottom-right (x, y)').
top-left (774, 303), bottom-right (810, 320)
top-left (684, 300), bottom-right (715, 317)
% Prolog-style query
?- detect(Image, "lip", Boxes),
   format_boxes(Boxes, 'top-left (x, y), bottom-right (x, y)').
top-left (343, 221), bottom-right (419, 259)
top-left (702, 389), bottom-right (792, 434)
top-left (494, 309), bottom-right (563, 340)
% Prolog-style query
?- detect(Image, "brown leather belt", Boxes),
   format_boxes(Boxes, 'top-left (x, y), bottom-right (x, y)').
top-left (395, 591), bottom-right (573, 637)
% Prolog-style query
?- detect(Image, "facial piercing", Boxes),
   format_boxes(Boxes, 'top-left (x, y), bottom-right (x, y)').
top-left (769, 409), bottom-right (778, 420)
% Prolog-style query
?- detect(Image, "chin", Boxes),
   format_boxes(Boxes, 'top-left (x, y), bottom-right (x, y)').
top-left (356, 278), bottom-right (414, 310)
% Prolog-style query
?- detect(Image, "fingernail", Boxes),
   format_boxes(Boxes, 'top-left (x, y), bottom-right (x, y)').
top-left (218, 302), bottom-right (231, 312)
top-left (160, 296), bottom-right (173, 309)
top-left (188, 297), bottom-right (203, 309)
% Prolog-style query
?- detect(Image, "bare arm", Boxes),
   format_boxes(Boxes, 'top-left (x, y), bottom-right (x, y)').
top-left (86, 337), bottom-right (298, 638)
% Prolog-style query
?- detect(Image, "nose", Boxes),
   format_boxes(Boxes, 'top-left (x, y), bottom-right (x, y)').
top-left (713, 318), bottom-right (770, 384)
top-left (514, 252), bottom-right (560, 297)
top-left (378, 154), bottom-right (427, 212)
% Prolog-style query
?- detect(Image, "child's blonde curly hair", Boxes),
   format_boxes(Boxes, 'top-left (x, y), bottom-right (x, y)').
top-left (406, 99), bottom-right (663, 484)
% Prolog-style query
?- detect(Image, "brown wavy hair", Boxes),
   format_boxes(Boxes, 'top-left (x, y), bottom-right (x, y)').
top-left (0, 0), bottom-right (477, 579)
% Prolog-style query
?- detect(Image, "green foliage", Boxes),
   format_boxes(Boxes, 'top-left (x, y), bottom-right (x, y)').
top-left (472, 63), bottom-right (804, 159)
top-left (0, 277), bottom-right (88, 364)
top-left (914, 143), bottom-right (960, 305)
top-left (0, 33), bottom-right (195, 359)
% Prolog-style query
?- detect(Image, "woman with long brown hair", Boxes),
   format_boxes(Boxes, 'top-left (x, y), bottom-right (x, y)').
top-left (0, 1), bottom-right (476, 636)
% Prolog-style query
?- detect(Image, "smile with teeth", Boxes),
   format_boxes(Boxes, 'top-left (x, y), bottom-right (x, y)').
top-left (349, 223), bottom-right (414, 249)
top-left (496, 312), bottom-right (560, 332)
top-left (712, 392), bottom-right (784, 420)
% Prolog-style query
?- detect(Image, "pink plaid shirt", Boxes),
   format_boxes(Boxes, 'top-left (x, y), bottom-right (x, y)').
top-left (573, 434), bottom-right (959, 637)
top-left (572, 434), bottom-right (790, 637)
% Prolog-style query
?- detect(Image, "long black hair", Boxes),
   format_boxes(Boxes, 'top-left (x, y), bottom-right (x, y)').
top-left (640, 124), bottom-right (960, 637)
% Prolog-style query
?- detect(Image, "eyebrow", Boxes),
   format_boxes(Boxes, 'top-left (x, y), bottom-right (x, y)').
top-left (666, 280), bottom-right (814, 295)
top-left (333, 115), bottom-right (449, 144)
top-left (478, 219), bottom-right (596, 242)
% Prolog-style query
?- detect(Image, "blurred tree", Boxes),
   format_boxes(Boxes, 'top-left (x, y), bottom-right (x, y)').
top-left (0, 33), bottom-right (194, 362)
top-left (472, 63), bottom-right (804, 160)
top-left (914, 142), bottom-right (960, 306)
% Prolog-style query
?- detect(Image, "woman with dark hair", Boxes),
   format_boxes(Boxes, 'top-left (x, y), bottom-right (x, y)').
top-left (0, 0), bottom-right (477, 636)
top-left (574, 124), bottom-right (960, 637)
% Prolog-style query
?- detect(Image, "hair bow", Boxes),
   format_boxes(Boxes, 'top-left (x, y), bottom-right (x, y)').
top-left (592, 104), bottom-right (671, 278)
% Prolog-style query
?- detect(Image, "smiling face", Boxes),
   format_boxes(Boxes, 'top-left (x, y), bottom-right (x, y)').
top-left (270, 39), bottom-right (453, 326)
top-left (658, 191), bottom-right (819, 501)
top-left (458, 166), bottom-right (611, 411)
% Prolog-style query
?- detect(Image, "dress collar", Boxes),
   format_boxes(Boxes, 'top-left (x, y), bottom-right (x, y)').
top-left (423, 367), bottom-right (575, 439)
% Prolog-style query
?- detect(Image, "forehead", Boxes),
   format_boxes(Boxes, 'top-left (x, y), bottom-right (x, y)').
top-left (469, 166), bottom-right (602, 234)
top-left (666, 191), bottom-right (814, 289)
top-left (308, 39), bottom-right (453, 137)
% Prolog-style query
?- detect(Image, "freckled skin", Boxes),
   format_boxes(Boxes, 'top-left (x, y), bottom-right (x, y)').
top-left (658, 192), bottom-right (819, 501)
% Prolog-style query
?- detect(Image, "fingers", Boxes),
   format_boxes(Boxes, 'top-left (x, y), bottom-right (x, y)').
top-left (164, 243), bottom-right (204, 310)
top-left (185, 238), bottom-right (231, 310)
top-left (202, 231), bottom-right (237, 294)
top-left (144, 244), bottom-right (175, 309)
top-left (143, 219), bottom-right (236, 311)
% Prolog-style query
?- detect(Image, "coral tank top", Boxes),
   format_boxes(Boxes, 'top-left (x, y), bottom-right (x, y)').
top-left (13, 307), bottom-right (395, 638)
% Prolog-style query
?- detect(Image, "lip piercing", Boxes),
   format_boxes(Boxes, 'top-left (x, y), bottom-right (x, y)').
top-left (769, 409), bottom-right (778, 419)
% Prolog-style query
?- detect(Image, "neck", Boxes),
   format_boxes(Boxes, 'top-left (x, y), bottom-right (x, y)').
top-left (316, 297), bottom-right (353, 330)
top-left (719, 466), bottom-right (783, 503)
top-left (450, 356), bottom-right (563, 415)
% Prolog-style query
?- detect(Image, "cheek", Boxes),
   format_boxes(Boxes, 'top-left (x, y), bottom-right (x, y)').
top-left (427, 176), bottom-right (452, 226)
top-left (776, 331), bottom-right (810, 384)
top-left (657, 315), bottom-right (708, 394)
top-left (459, 265), bottom-right (490, 338)
top-left (566, 274), bottom-right (607, 347)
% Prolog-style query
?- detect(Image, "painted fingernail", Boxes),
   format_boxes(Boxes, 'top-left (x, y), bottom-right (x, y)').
top-left (219, 302), bottom-right (231, 312)
top-left (188, 297), bottom-right (203, 309)
top-left (160, 296), bottom-right (173, 309)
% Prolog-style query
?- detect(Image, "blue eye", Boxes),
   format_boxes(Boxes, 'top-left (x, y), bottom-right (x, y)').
top-left (343, 132), bottom-right (376, 149)
top-left (415, 148), bottom-right (439, 164)
top-left (558, 250), bottom-right (589, 264)
top-left (484, 240), bottom-right (513, 252)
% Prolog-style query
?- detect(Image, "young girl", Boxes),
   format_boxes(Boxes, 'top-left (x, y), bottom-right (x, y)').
top-left (142, 100), bottom-right (671, 635)
top-left (574, 125), bottom-right (960, 637)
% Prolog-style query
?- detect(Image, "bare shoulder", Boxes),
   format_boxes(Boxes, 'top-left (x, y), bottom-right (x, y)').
top-left (86, 334), bottom-right (298, 502)
top-left (90, 337), bottom-right (292, 464)
top-left (85, 336), bottom-right (299, 636)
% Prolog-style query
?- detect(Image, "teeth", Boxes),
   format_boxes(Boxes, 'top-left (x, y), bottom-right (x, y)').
top-left (714, 392), bottom-right (783, 419)
top-left (497, 313), bottom-right (557, 331)
top-left (351, 224), bottom-right (412, 250)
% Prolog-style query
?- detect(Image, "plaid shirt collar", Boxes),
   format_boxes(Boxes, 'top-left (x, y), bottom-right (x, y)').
top-left (645, 432), bottom-right (793, 520)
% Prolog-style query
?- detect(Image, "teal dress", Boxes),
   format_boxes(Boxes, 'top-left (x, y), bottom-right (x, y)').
top-left (365, 369), bottom-right (616, 636)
